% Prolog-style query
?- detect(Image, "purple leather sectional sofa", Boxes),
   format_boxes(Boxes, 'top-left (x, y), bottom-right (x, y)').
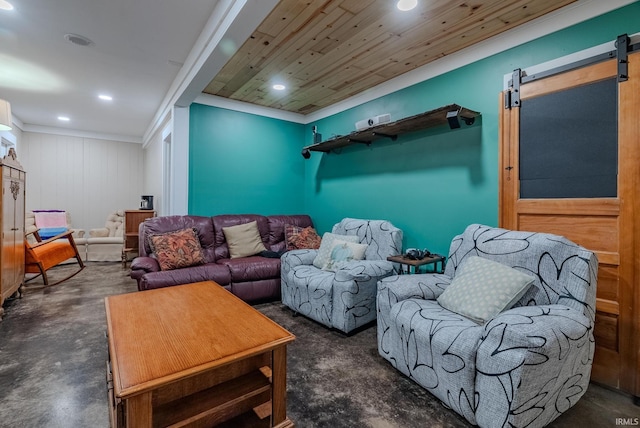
top-left (130, 214), bottom-right (313, 303)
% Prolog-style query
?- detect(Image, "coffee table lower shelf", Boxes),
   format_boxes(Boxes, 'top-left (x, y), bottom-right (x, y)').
top-left (107, 360), bottom-right (292, 428)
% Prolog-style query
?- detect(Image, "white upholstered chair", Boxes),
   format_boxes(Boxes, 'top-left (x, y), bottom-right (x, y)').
top-left (86, 210), bottom-right (124, 262)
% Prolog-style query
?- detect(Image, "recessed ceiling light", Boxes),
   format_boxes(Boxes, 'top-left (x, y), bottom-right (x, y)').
top-left (397, 0), bottom-right (418, 11)
top-left (64, 33), bottom-right (94, 47)
top-left (99, 94), bottom-right (113, 101)
top-left (273, 84), bottom-right (286, 91)
top-left (58, 116), bottom-right (70, 122)
top-left (0, 0), bottom-right (14, 11)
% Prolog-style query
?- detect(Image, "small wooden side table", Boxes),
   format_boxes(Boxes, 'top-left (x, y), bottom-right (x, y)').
top-left (387, 254), bottom-right (446, 274)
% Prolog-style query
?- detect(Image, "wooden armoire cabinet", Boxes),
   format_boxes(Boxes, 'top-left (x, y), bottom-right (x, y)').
top-left (0, 148), bottom-right (25, 321)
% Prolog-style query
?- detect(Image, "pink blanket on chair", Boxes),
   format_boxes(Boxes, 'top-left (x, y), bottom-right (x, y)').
top-left (34, 210), bottom-right (67, 228)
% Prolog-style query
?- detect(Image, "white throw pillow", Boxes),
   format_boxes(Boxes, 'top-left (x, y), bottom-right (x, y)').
top-left (437, 256), bottom-right (535, 324)
top-left (312, 232), bottom-right (359, 269)
top-left (322, 239), bottom-right (368, 271)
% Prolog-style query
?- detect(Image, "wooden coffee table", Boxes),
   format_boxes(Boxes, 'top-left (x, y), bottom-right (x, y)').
top-left (105, 281), bottom-right (295, 428)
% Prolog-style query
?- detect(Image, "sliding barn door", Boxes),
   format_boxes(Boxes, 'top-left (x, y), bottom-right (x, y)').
top-left (499, 49), bottom-right (640, 396)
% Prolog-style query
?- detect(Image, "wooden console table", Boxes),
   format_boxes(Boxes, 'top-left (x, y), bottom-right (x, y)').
top-left (122, 209), bottom-right (155, 268)
top-left (105, 281), bottom-right (295, 428)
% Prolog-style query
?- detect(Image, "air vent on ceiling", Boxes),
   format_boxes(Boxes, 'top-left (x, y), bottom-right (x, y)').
top-left (64, 33), bottom-right (94, 47)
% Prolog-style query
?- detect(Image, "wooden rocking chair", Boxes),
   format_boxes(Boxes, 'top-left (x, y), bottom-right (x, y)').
top-left (25, 229), bottom-right (85, 286)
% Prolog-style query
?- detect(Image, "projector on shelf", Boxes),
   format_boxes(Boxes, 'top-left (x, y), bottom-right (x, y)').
top-left (355, 113), bottom-right (391, 131)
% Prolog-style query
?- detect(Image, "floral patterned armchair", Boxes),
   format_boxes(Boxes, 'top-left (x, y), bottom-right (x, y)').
top-left (377, 224), bottom-right (598, 427)
top-left (281, 218), bottom-right (402, 334)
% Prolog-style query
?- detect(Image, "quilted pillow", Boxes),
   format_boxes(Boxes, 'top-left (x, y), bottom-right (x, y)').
top-left (285, 224), bottom-right (322, 250)
top-left (437, 256), bottom-right (535, 324)
top-left (322, 239), bottom-right (368, 271)
top-left (222, 221), bottom-right (267, 259)
top-left (149, 228), bottom-right (205, 271)
top-left (312, 232), bottom-right (359, 269)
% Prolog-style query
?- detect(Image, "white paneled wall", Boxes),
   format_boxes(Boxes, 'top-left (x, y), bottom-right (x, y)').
top-left (20, 132), bottom-right (144, 233)
top-left (143, 123), bottom-right (164, 216)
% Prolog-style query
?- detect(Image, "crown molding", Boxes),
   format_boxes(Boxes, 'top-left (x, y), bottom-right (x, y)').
top-left (194, 94), bottom-right (306, 123)
top-left (22, 124), bottom-right (142, 144)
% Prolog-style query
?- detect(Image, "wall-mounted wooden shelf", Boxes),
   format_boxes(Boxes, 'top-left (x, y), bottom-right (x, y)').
top-left (302, 104), bottom-right (480, 156)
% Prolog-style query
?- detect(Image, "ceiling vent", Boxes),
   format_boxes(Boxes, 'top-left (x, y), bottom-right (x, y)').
top-left (64, 33), bottom-right (94, 47)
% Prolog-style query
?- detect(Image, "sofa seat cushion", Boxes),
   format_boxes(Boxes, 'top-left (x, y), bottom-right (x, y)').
top-left (389, 298), bottom-right (483, 424)
top-left (140, 263), bottom-right (231, 291)
top-left (217, 256), bottom-right (280, 282)
top-left (87, 237), bottom-right (123, 244)
top-left (231, 279), bottom-right (281, 303)
top-left (26, 240), bottom-right (78, 272)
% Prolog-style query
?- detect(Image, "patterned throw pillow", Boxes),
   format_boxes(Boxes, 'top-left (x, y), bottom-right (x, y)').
top-left (322, 239), bottom-right (368, 271)
top-left (437, 256), bottom-right (535, 324)
top-left (285, 224), bottom-right (322, 250)
top-left (312, 232), bottom-right (360, 269)
top-left (149, 228), bottom-right (205, 271)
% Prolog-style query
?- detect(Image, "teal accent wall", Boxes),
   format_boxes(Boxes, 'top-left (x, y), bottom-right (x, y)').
top-left (189, 104), bottom-right (305, 215)
top-left (188, 3), bottom-right (640, 254)
top-left (303, 3), bottom-right (640, 255)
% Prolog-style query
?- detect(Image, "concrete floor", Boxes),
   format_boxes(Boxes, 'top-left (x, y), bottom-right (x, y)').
top-left (0, 262), bottom-right (638, 427)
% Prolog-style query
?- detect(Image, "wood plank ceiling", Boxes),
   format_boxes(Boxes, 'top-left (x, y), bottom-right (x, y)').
top-left (203, 0), bottom-right (577, 115)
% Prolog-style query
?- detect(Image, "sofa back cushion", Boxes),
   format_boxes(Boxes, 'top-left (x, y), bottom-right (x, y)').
top-left (331, 218), bottom-right (403, 261)
top-left (443, 224), bottom-right (597, 320)
top-left (267, 215), bottom-right (314, 253)
top-left (212, 214), bottom-right (270, 260)
top-left (140, 215), bottom-right (216, 263)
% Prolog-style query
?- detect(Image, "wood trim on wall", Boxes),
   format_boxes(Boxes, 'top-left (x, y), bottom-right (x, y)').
top-left (618, 51), bottom-right (640, 396)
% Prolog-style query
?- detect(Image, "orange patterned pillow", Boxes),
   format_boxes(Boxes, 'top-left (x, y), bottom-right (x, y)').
top-left (149, 228), bottom-right (205, 271)
top-left (285, 224), bottom-right (321, 250)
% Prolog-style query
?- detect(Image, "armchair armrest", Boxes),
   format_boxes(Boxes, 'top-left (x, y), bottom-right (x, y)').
top-left (475, 304), bottom-right (594, 427)
top-left (281, 249), bottom-right (317, 269)
top-left (334, 260), bottom-right (394, 282)
top-left (130, 256), bottom-right (160, 274)
top-left (378, 273), bottom-right (452, 304)
top-left (27, 229), bottom-right (76, 248)
top-left (71, 228), bottom-right (85, 239)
